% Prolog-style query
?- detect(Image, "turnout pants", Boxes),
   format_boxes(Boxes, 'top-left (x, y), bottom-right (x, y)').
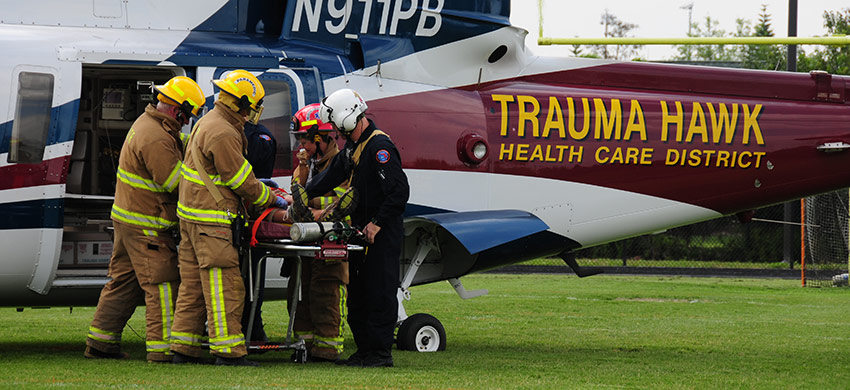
top-left (347, 222), bottom-right (401, 359)
top-left (288, 257), bottom-right (349, 359)
top-left (170, 221), bottom-right (247, 358)
top-left (86, 223), bottom-right (179, 362)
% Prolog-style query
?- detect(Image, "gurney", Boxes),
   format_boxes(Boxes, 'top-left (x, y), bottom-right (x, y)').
top-left (242, 220), bottom-right (364, 363)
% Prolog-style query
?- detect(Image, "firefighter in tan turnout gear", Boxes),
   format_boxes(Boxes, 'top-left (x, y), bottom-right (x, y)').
top-left (169, 70), bottom-right (286, 367)
top-left (85, 76), bottom-right (204, 363)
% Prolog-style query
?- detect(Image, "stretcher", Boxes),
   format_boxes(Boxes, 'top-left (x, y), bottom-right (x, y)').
top-left (241, 221), bottom-right (364, 363)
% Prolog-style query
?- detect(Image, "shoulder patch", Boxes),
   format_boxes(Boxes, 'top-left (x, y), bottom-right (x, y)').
top-left (376, 149), bottom-right (390, 164)
top-left (259, 134), bottom-right (272, 141)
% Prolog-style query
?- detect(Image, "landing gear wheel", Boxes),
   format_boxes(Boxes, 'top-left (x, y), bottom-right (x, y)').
top-left (396, 313), bottom-right (446, 352)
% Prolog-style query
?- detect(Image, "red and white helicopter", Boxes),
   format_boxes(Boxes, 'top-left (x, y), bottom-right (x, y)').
top-left (1, 0), bottom-right (849, 351)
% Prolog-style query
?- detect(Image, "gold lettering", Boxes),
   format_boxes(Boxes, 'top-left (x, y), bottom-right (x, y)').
top-left (499, 143), bottom-right (514, 160)
top-left (640, 148), bottom-right (654, 165)
top-left (706, 103), bottom-right (738, 144)
top-left (753, 151), bottom-right (765, 168)
top-left (492, 94), bottom-right (514, 137)
top-left (567, 97), bottom-right (591, 140)
top-left (516, 96), bottom-right (540, 138)
top-left (686, 102), bottom-right (708, 144)
top-left (661, 101), bottom-right (684, 142)
top-left (716, 150), bottom-right (730, 167)
top-left (625, 147), bottom-right (640, 164)
top-left (516, 143), bottom-right (530, 161)
top-left (665, 149), bottom-right (680, 165)
top-left (542, 97), bottom-right (566, 139)
top-left (702, 150), bottom-right (716, 166)
top-left (743, 104), bottom-right (765, 145)
top-left (568, 145), bottom-right (583, 163)
top-left (529, 144), bottom-right (544, 161)
top-left (688, 149), bottom-right (702, 167)
top-left (624, 100), bottom-right (646, 141)
top-left (738, 151), bottom-right (753, 168)
top-left (555, 145), bottom-right (570, 162)
top-left (544, 145), bottom-right (558, 162)
top-left (609, 147), bottom-right (624, 164)
top-left (594, 98), bottom-right (622, 140)
top-left (595, 146), bottom-right (610, 163)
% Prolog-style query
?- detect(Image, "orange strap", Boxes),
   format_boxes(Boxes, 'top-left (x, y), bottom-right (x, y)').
top-left (250, 207), bottom-right (276, 247)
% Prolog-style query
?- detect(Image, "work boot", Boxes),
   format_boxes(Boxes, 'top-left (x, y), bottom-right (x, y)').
top-left (309, 354), bottom-right (340, 364)
top-left (337, 350), bottom-right (367, 366)
top-left (289, 183), bottom-right (313, 222)
top-left (215, 356), bottom-right (259, 367)
top-left (171, 351), bottom-right (205, 365)
top-left (84, 346), bottom-right (129, 360)
top-left (146, 352), bottom-right (172, 363)
top-left (321, 187), bottom-right (358, 222)
top-left (361, 352), bottom-right (393, 368)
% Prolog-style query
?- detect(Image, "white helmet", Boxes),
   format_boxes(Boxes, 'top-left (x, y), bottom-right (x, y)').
top-left (319, 88), bottom-right (368, 134)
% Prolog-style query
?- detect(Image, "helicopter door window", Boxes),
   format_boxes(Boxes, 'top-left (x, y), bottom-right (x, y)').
top-left (8, 72), bottom-right (54, 164)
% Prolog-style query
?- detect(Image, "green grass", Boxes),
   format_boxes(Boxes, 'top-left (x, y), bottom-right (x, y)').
top-left (2, 274), bottom-right (850, 389)
top-left (523, 257), bottom-right (808, 269)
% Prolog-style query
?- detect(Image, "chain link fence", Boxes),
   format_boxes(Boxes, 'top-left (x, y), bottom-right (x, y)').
top-left (517, 191), bottom-right (850, 281)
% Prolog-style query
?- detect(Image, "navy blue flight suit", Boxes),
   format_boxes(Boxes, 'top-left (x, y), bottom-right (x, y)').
top-left (306, 119), bottom-right (409, 363)
top-left (242, 122), bottom-right (276, 343)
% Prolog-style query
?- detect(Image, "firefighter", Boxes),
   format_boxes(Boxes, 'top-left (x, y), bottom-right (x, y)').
top-left (169, 69), bottom-right (286, 367)
top-left (85, 76), bottom-right (204, 363)
top-left (303, 88), bottom-right (410, 367)
top-left (286, 103), bottom-right (351, 362)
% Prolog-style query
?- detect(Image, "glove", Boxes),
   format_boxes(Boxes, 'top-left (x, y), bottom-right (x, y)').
top-left (273, 195), bottom-right (288, 209)
top-left (296, 149), bottom-right (309, 165)
top-left (260, 178), bottom-right (279, 188)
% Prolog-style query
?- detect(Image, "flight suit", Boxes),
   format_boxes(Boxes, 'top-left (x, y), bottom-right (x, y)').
top-left (287, 140), bottom-right (351, 360)
top-left (86, 104), bottom-right (183, 362)
top-left (307, 120), bottom-right (409, 363)
top-left (241, 121), bottom-right (276, 342)
top-left (170, 101), bottom-right (275, 359)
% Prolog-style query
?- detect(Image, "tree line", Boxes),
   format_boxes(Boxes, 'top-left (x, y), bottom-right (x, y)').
top-left (579, 6), bottom-right (849, 75)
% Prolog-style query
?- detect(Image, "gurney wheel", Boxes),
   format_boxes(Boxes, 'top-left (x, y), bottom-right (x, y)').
top-left (294, 349), bottom-right (308, 364)
top-left (396, 313), bottom-right (446, 352)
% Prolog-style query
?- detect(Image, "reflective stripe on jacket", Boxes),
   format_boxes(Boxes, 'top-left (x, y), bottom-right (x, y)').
top-left (178, 101), bottom-right (275, 226)
top-left (110, 104), bottom-right (183, 231)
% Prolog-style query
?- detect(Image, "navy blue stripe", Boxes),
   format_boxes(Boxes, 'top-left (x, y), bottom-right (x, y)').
top-left (0, 99), bottom-right (79, 155)
top-left (0, 199), bottom-right (64, 229)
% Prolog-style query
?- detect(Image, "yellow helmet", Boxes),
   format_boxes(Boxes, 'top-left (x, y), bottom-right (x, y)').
top-left (154, 76), bottom-right (205, 117)
top-left (213, 69), bottom-right (265, 111)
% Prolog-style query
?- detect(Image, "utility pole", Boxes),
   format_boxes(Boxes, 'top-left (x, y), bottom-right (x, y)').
top-left (680, 3), bottom-right (694, 60)
top-left (784, 0), bottom-right (798, 269)
top-left (681, 3), bottom-right (694, 35)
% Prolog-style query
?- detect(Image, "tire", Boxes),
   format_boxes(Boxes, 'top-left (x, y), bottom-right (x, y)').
top-left (294, 348), bottom-right (308, 364)
top-left (396, 313), bottom-right (446, 352)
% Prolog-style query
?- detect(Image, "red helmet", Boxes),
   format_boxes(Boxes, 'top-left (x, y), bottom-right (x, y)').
top-left (290, 103), bottom-right (334, 139)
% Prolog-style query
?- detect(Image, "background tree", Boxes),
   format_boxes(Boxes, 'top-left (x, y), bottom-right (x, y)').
top-left (741, 5), bottom-right (785, 70)
top-left (798, 8), bottom-right (850, 75)
top-left (591, 10), bottom-right (642, 60)
top-left (672, 16), bottom-right (739, 61)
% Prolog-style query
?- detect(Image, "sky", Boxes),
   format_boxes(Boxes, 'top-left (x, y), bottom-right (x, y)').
top-left (510, 0), bottom-right (849, 60)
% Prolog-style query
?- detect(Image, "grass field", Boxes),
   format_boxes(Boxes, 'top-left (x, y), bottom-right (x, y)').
top-left (3, 274), bottom-right (850, 389)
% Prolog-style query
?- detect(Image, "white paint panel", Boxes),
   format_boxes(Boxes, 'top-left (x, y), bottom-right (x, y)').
top-left (325, 26), bottom-right (614, 102)
top-left (0, 229), bottom-right (52, 297)
top-left (4, 0), bottom-right (227, 31)
top-left (0, 185), bottom-right (66, 205)
top-left (405, 169), bottom-right (721, 248)
top-left (0, 142), bottom-right (73, 168)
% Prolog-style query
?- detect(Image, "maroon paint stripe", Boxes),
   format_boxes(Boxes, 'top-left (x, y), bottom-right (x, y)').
top-left (0, 156), bottom-right (69, 191)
